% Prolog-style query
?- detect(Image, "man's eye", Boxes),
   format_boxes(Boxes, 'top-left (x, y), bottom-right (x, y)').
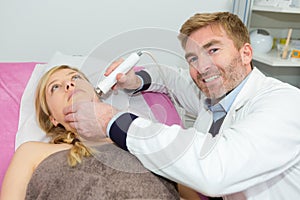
top-left (188, 56), bottom-right (198, 64)
top-left (208, 48), bottom-right (219, 55)
top-left (72, 74), bottom-right (82, 81)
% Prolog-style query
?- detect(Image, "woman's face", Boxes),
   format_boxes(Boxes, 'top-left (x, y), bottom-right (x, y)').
top-left (185, 25), bottom-right (252, 100)
top-left (45, 68), bottom-right (97, 131)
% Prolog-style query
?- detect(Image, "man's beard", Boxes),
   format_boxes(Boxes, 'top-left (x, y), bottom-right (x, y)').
top-left (196, 54), bottom-right (246, 100)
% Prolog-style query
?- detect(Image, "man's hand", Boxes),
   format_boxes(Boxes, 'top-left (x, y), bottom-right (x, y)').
top-left (63, 100), bottom-right (118, 140)
top-left (105, 59), bottom-right (142, 91)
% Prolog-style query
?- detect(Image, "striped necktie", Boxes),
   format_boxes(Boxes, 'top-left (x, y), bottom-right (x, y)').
top-left (209, 103), bottom-right (227, 137)
top-left (209, 114), bottom-right (226, 137)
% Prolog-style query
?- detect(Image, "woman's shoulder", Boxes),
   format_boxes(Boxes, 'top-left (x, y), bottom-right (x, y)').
top-left (17, 141), bottom-right (71, 153)
top-left (15, 141), bottom-right (71, 169)
top-left (16, 141), bottom-right (48, 150)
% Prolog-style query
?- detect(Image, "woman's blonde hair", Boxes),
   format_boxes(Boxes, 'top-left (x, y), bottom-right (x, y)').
top-left (35, 65), bottom-right (92, 166)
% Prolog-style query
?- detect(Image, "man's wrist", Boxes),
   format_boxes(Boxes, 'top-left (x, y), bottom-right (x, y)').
top-left (134, 70), bottom-right (151, 93)
top-left (134, 75), bottom-right (144, 91)
top-left (106, 112), bottom-right (126, 138)
top-left (107, 112), bottom-right (138, 151)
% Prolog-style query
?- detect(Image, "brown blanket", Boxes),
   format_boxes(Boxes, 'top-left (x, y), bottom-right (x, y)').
top-left (25, 143), bottom-right (179, 200)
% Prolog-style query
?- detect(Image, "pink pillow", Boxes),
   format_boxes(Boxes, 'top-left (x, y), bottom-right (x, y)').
top-left (134, 66), bottom-right (182, 126)
top-left (0, 62), bottom-right (38, 189)
top-left (142, 92), bottom-right (182, 127)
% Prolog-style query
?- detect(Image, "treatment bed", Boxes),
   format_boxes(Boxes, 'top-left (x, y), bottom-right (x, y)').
top-left (0, 52), bottom-right (184, 190)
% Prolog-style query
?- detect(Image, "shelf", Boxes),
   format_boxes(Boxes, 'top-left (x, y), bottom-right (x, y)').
top-left (253, 50), bottom-right (300, 67)
top-left (252, 5), bottom-right (300, 14)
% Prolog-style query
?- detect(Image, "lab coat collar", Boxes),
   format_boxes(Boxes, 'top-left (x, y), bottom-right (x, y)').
top-left (229, 67), bottom-right (266, 113)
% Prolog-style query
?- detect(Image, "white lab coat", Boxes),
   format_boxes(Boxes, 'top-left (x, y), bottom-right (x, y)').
top-left (125, 67), bottom-right (300, 200)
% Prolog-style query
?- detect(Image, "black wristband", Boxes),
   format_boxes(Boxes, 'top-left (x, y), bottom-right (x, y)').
top-left (109, 113), bottom-right (138, 151)
top-left (134, 70), bottom-right (151, 93)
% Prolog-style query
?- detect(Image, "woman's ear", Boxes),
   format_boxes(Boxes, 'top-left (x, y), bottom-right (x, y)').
top-left (49, 115), bottom-right (59, 127)
top-left (240, 43), bottom-right (252, 65)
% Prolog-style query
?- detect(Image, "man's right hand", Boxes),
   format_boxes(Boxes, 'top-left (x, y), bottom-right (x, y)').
top-left (105, 58), bottom-right (142, 91)
top-left (64, 100), bottom-right (119, 140)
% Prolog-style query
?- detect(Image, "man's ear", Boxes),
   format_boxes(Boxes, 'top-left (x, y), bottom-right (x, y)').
top-left (49, 115), bottom-right (59, 127)
top-left (240, 43), bottom-right (252, 65)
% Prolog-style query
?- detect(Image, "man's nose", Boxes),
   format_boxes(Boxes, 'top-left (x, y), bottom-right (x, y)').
top-left (197, 52), bottom-right (213, 73)
top-left (193, 49), bottom-right (213, 74)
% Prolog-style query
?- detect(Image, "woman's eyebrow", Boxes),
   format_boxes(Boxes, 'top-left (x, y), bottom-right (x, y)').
top-left (67, 71), bottom-right (77, 76)
top-left (47, 79), bottom-right (58, 89)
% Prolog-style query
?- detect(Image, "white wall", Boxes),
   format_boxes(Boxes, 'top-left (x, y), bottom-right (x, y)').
top-left (0, 0), bottom-right (233, 62)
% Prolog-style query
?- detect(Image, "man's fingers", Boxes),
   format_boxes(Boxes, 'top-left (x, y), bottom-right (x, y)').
top-left (104, 58), bottom-right (124, 76)
top-left (68, 121), bottom-right (76, 129)
top-left (116, 73), bottom-right (123, 81)
top-left (63, 104), bottom-right (77, 115)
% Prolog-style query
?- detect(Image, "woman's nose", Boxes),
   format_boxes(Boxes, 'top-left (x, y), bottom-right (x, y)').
top-left (65, 81), bottom-right (75, 91)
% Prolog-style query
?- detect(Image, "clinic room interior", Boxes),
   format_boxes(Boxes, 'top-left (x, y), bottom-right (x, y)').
top-left (1, 0), bottom-right (300, 199)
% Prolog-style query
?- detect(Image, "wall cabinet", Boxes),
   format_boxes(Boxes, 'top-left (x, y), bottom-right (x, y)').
top-left (246, 1), bottom-right (300, 87)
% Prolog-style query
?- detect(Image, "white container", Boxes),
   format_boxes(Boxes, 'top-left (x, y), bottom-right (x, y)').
top-left (250, 29), bottom-right (274, 54)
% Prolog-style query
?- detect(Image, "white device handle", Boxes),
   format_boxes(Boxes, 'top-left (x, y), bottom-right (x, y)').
top-left (96, 52), bottom-right (142, 94)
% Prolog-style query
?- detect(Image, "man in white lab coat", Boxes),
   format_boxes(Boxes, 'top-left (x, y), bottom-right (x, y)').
top-left (64, 12), bottom-right (300, 200)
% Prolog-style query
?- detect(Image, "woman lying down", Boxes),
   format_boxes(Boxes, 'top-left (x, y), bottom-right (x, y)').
top-left (0, 65), bottom-right (200, 200)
